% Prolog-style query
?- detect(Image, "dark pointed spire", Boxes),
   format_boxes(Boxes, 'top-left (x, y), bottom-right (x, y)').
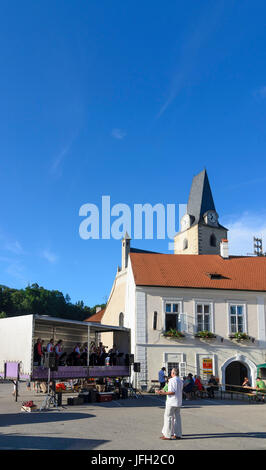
top-left (187, 169), bottom-right (216, 223)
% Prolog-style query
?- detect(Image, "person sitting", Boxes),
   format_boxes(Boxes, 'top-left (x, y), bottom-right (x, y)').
top-left (195, 376), bottom-right (205, 398)
top-left (33, 338), bottom-right (44, 366)
top-left (73, 343), bottom-right (82, 365)
top-left (207, 375), bottom-right (218, 398)
top-left (46, 338), bottom-right (54, 353)
top-left (183, 373), bottom-right (194, 400)
top-left (108, 344), bottom-right (119, 365)
top-left (80, 342), bottom-right (88, 365)
top-left (54, 340), bottom-right (67, 365)
top-left (97, 342), bottom-right (107, 366)
top-left (89, 342), bottom-right (98, 366)
top-left (256, 377), bottom-right (266, 402)
top-left (241, 376), bottom-right (251, 393)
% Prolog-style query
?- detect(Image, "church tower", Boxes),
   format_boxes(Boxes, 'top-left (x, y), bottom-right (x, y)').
top-left (121, 231), bottom-right (131, 270)
top-left (174, 169), bottom-right (228, 255)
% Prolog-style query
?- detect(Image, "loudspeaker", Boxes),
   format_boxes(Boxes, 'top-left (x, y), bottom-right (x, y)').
top-left (125, 354), bottom-right (134, 366)
top-left (133, 362), bottom-right (141, 372)
top-left (129, 354), bottom-right (134, 365)
top-left (44, 352), bottom-right (57, 370)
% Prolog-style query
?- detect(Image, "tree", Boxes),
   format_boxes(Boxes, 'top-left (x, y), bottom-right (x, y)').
top-left (0, 283), bottom-right (105, 322)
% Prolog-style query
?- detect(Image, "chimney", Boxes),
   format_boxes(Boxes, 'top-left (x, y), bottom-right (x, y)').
top-left (220, 239), bottom-right (229, 259)
top-left (122, 232), bottom-right (131, 270)
top-left (96, 306), bottom-right (102, 313)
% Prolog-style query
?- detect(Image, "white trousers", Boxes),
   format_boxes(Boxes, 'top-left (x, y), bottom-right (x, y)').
top-left (162, 404), bottom-right (182, 439)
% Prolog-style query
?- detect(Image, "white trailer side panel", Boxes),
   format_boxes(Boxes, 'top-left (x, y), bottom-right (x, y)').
top-left (0, 315), bottom-right (33, 376)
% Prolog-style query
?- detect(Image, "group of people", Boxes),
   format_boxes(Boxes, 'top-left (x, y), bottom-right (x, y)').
top-left (158, 367), bottom-right (218, 400)
top-left (33, 338), bottom-right (121, 367)
top-left (88, 342), bottom-right (121, 366)
top-left (242, 376), bottom-right (266, 401)
top-left (33, 338), bottom-right (89, 366)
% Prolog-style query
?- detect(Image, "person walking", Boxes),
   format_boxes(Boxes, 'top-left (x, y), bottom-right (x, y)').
top-left (156, 368), bottom-right (183, 440)
top-left (158, 367), bottom-right (167, 389)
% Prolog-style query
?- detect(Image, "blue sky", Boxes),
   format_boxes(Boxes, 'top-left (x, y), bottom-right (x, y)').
top-left (1, 0), bottom-right (266, 306)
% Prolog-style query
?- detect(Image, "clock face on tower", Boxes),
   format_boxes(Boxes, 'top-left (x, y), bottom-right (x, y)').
top-left (205, 210), bottom-right (218, 225)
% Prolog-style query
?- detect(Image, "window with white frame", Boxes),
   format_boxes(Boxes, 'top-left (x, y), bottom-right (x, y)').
top-left (165, 302), bottom-right (181, 331)
top-left (167, 361), bottom-right (186, 378)
top-left (229, 304), bottom-right (245, 333)
top-left (196, 303), bottom-right (211, 332)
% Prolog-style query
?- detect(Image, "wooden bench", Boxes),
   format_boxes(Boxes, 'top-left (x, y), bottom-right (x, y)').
top-left (220, 389), bottom-right (259, 403)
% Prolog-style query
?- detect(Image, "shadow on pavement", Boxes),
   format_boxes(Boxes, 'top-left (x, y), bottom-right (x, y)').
top-left (91, 397), bottom-right (166, 408)
top-left (183, 432), bottom-right (266, 440)
top-left (93, 395), bottom-right (254, 408)
top-left (0, 434), bottom-right (109, 450)
top-left (0, 412), bottom-right (95, 427)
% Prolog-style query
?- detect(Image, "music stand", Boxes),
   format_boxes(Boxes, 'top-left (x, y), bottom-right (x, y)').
top-left (39, 367), bottom-right (59, 412)
top-left (117, 352), bottom-right (123, 366)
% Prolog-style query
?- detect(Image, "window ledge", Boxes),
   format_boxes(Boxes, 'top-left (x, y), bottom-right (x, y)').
top-left (228, 334), bottom-right (253, 342)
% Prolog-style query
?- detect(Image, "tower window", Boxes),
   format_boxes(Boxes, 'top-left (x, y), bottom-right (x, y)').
top-left (119, 312), bottom-right (124, 327)
top-left (183, 238), bottom-right (188, 250)
top-left (153, 311), bottom-right (158, 330)
top-left (210, 234), bottom-right (216, 247)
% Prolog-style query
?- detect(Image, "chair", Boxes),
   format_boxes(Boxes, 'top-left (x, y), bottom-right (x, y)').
top-left (128, 383), bottom-right (143, 399)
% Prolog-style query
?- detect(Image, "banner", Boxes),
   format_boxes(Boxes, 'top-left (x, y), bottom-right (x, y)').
top-left (202, 358), bottom-right (213, 378)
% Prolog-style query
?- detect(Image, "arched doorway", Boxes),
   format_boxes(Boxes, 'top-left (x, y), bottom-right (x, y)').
top-left (225, 361), bottom-right (248, 391)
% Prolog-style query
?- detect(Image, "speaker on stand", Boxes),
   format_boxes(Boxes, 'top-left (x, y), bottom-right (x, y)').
top-left (40, 352), bottom-right (59, 411)
top-left (44, 352), bottom-right (58, 371)
top-left (125, 354), bottom-right (135, 366)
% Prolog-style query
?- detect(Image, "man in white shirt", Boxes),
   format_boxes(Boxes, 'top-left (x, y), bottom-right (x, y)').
top-left (156, 367), bottom-right (183, 440)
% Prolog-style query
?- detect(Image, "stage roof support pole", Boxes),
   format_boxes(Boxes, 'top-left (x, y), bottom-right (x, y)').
top-left (87, 324), bottom-right (90, 366)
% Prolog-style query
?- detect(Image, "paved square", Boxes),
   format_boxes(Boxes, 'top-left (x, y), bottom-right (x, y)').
top-left (0, 382), bottom-right (266, 450)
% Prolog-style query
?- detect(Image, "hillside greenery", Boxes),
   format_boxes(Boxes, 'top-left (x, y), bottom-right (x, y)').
top-left (0, 283), bottom-right (105, 321)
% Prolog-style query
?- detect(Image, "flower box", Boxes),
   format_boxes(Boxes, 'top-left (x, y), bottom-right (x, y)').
top-left (194, 331), bottom-right (216, 339)
top-left (228, 332), bottom-right (251, 342)
top-left (162, 329), bottom-right (185, 339)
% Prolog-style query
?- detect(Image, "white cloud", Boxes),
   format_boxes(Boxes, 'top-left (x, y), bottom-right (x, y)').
top-left (156, 1), bottom-right (226, 119)
top-left (51, 144), bottom-right (71, 176)
top-left (42, 249), bottom-right (58, 264)
top-left (225, 211), bottom-right (266, 256)
top-left (50, 132), bottom-right (78, 177)
top-left (5, 240), bottom-right (24, 255)
top-left (111, 128), bottom-right (127, 140)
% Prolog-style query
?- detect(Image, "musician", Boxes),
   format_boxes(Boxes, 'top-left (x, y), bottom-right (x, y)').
top-left (33, 338), bottom-right (44, 365)
top-left (97, 342), bottom-right (107, 366)
top-left (73, 343), bottom-right (82, 365)
top-left (54, 339), bottom-right (67, 365)
top-left (80, 342), bottom-right (88, 365)
top-left (89, 342), bottom-right (97, 366)
top-left (46, 338), bottom-right (54, 353)
top-left (108, 344), bottom-right (119, 365)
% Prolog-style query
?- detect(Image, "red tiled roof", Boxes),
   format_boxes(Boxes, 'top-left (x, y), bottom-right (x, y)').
top-left (129, 252), bottom-right (266, 292)
top-left (84, 308), bottom-right (105, 323)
